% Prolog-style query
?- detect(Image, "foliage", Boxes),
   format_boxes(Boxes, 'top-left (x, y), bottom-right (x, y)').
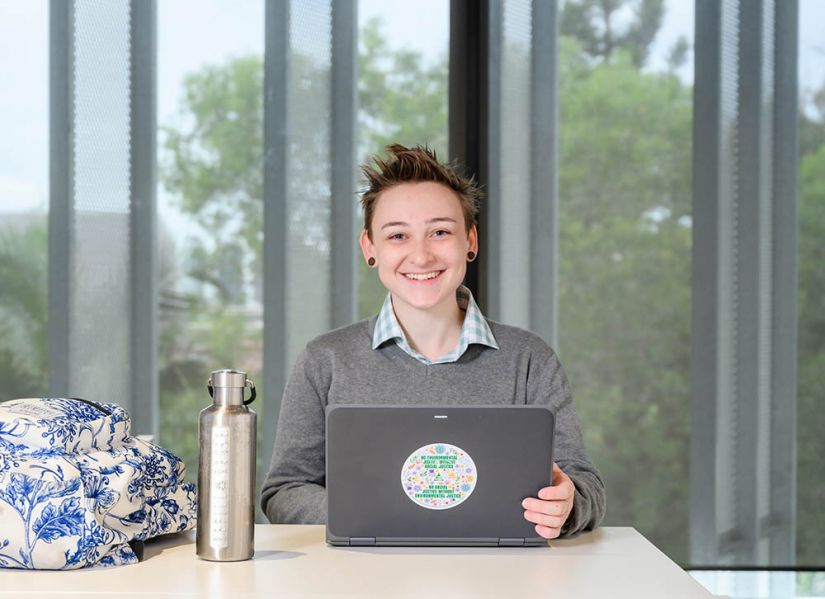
top-left (161, 56), bottom-right (263, 298)
top-left (358, 17), bottom-right (448, 159)
top-left (560, 0), bottom-right (664, 67)
top-left (556, 35), bottom-right (692, 563)
top-left (797, 142), bottom-right (825, 565)
top-left (0, 221), bottom-right (48, 401)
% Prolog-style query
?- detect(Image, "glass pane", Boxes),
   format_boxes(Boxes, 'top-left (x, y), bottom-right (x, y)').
top-left (356, 0), bottom-right (450, 318)
top-left (157, 1), bottom-right (264, 475)
top-left (690, 570), bottom-right (818, 598)
top-left (0, 1), bottom-right (49, 401)
top-left (796, 0), bottom-right (825, 568)
top-left (558, 0), bottom-right (694, 564)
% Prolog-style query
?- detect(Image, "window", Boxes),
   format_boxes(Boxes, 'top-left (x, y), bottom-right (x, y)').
top-left (157, 0), bottom-right (264, 473)
top-left (558, 0), bottom-right (693, 564)
top-left (0, 1), bottom-right (48, 402)
top-left (356, 0), bottom-right (449, 317)
top-left (796, 0), bottom-right (825, 568)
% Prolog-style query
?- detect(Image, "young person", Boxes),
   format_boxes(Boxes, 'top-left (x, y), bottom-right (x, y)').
top-left (261, 144), bottom-right (605, 538)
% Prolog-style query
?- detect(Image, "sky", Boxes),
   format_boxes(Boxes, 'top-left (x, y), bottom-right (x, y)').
top-left (0, 0), bottom-right (823, 218)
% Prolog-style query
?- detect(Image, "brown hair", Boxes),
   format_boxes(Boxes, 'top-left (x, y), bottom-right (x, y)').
top-left (360, 144), bottom-right (482, 239)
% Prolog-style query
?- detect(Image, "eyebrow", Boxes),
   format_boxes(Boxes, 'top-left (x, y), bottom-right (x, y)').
top-left (380, 217), bottom-right (457, 230)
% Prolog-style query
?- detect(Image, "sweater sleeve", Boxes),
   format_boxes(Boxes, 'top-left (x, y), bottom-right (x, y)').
top-left (529, 351), bottom-right (606, 537)
top-left (260, 346), bottom-right (328, 524)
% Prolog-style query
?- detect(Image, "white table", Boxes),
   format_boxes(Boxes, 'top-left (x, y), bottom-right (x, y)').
top-left (1, 525), bottom-right (718, 598)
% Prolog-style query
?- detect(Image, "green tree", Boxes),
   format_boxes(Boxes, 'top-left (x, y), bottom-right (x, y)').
top-left (797, 139), bottom-right (825, 565)
top-left (358, 17), bottom-right (448, 159)
top-left (0, 220), bottom-right (48, 400)
top-left (162, 55), bottom-right (263, 297)
top-left (560, 0), bottom-right (665, 67)
top-left (557, 35), bottom-right (693, 563)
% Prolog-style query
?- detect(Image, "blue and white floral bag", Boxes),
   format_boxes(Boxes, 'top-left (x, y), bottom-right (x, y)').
top-left (0, 397), bottom-right (197, 569)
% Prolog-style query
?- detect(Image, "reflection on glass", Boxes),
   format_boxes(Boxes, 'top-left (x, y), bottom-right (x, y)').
top-left (0, 1), bottom-right (48, 401)
top-left (690, 570), bottom-right (825, 598)
top-left (796, 0), bottom-right (825, 568)
top-left (558, 0), bottom-right (693, 564)
top-left (157, 1), bottom-right (264, 476)
top-left (357, 0), bottom-right (449, 317)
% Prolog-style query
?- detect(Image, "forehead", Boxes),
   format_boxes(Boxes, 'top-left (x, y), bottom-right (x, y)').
top-left (373, 182), bottom-right (463, 224)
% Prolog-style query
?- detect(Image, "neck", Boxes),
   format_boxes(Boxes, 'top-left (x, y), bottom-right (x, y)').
top-left (392, 295), bottom-right (464, 361)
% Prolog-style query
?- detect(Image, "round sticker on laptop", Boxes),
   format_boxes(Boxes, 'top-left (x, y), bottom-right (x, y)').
top-left (401, 443), bottom-right (477, 510)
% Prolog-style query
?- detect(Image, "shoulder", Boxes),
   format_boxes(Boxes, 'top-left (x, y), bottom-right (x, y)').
top-left (288, 318), bottom-right (374, 386)
top-left (487, 320), bottom-right (555, 354)
top-left (302, 317), bottom-right (375, 360)
top-left (486, 321), bottom-right (572, 399)
top-left (486, 319), bottom-right (563, 367)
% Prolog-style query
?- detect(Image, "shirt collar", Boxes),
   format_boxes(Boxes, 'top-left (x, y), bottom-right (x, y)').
top-left (371, 285), bottom-right (499, 363)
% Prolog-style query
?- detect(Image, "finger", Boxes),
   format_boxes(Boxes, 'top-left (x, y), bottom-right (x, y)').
top-left (522, 497), bottom-right (569, 516)
top-left (523, 509), bottom-right (566, 529)
top-left (537, 484), bottom-right (573, 501)
top-left (534, 524), bottom-right (561, 540)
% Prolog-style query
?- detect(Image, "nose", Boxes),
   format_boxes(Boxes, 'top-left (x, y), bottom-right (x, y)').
top-left (409, 237), bottom-right (435, 266)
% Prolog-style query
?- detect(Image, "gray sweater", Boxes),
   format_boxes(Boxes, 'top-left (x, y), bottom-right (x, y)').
top-left (260, 316), bottom-right (606, 537)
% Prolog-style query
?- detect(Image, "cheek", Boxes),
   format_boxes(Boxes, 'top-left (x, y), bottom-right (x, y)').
top-left (375, 246), bottom-right (402, 268)
top-left (447, 241), bottom-right (470, 262)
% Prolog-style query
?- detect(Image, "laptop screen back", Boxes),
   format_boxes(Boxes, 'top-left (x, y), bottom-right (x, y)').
top-left (326, 405), bottom-right (554, 546)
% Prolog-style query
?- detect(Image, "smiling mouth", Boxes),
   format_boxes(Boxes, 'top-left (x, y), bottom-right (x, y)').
top-left (403, 270), bottom-right (444, 281)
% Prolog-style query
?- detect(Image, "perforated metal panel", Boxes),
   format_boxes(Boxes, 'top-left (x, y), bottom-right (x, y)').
top-left (498, 0), bottom-right (532, 330)
top-left (262, 0), bottom-right (358, 521)
top-left (70, 0), bottom-right (133, 405)
top-left (50, 0), bottom-right (156, 433)
top-left (692, 0), bottom-right (796, 568)
top-left (714, 0), bottom-right (741, 556)
top-left (285, 0), bottom-right (333, 368)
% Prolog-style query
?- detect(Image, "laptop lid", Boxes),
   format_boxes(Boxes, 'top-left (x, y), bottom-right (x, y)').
top-left (326, 405), bottom-right (554, 547)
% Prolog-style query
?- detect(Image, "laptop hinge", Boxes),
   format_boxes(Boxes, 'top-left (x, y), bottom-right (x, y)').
top-left (350, 537), bottom-right (376, 546)
top-left (498, 538), bottom-right (525, 547)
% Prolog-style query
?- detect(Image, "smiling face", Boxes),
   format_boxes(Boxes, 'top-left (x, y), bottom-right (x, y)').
top-left (360, 181), bottom-right (478, 314)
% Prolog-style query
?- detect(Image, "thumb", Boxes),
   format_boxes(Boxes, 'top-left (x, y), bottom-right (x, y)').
top-left (551, 462), bottom-right (567, 485)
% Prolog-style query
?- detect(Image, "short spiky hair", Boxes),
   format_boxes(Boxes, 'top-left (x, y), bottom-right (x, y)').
top-left (360, 144), bottom-right (482, 239)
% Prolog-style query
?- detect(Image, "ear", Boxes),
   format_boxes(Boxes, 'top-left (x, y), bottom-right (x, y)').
top-left (359, 229), bottom-right (375, 264)
top-left (467, 224), bottom-right (478, 254)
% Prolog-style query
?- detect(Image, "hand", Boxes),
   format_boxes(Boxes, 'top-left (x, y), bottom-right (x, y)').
top-left (521, 462), bottom-right (576, 539)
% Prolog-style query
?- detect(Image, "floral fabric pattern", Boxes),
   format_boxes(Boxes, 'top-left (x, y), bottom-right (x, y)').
top-left (0, 398), bottom-right (197, 570)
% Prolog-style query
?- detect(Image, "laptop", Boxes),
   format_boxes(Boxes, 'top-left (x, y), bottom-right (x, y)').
top-left (325, 405), bottom-right (555, 547)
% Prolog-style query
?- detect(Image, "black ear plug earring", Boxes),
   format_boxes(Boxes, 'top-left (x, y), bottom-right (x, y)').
top-left (368, 257), bottom-right (376, 266)
top-left (467, 251), bottom-right (476, 261)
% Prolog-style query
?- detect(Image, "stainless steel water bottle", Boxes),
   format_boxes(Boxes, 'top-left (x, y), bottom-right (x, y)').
top-left (196, 369), bottom-right (257, 561)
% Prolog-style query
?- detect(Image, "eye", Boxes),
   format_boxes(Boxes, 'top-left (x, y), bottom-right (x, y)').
top-left (432, 229), bottom-right (451, 238)
top-left (388, 232), bottom-right (406, 241)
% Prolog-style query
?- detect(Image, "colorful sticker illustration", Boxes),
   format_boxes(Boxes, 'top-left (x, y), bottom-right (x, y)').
top-left (401, 443), bottom-right (477, 510)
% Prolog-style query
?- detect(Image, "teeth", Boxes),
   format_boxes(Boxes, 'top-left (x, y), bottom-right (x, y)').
top-left (405, 271), bottom-right (440, 281)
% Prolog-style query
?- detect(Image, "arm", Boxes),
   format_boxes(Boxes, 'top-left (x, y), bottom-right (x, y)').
top-left (524, 351), bottom-right (606, 538)
top-left (260, 346), bottom-right (328, 524)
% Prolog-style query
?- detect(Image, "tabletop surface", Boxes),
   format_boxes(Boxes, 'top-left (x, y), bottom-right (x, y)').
top-left (1, 525), bottom-right (717, 598)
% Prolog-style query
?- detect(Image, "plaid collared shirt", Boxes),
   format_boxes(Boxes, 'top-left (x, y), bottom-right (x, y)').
top-left (371, 285), bottom-right (499, 365)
